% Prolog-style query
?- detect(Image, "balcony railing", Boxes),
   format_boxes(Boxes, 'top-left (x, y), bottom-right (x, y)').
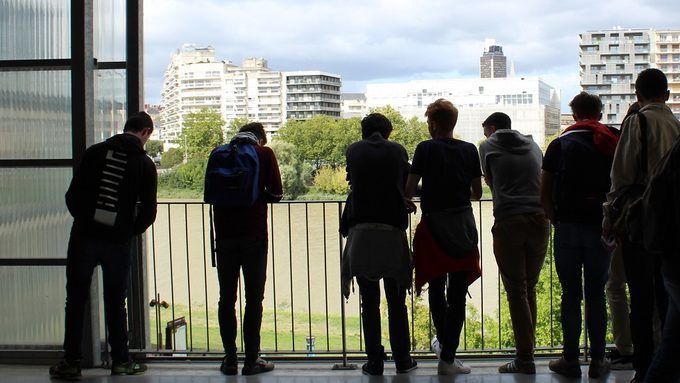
top-left (139, 200), bottom-right (578, 361)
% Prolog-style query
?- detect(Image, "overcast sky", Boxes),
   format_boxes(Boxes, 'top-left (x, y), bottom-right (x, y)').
top-left (144, 0), bottom-right (680, 111)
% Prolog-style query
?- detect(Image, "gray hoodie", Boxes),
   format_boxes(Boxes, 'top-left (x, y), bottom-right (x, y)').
top-left (478, 129), bottom-right (544, 219)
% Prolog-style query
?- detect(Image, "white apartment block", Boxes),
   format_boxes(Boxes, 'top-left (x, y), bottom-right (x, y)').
top-left (159, 45), bottom-right (341, 147)
top-left (365, 77), bottom-right (561, 146)
top-left (341, 93), bottom-right (368, 119)
top-left (580, 28), bottom-right (680, 126)
top-left (284, 71), bottom-right (342, 120)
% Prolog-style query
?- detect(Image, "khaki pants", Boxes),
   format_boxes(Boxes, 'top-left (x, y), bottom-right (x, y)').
top-left (492, 213), bottom-right (549, 361)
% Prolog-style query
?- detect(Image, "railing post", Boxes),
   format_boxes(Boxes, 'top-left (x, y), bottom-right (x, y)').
top-left (333, 202), bottom-right (356, 370)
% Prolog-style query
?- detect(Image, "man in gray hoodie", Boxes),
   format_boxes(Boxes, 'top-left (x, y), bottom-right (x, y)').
top-left (478, 112), bottom-right (548, 374)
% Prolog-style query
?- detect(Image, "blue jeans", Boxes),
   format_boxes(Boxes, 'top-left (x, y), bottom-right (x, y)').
top-left (554, 222), bottom-right (611, 360)
top-left (646, 278), bottom-right (680, 382)
top-left (63, 233), bottom-right (133, 363)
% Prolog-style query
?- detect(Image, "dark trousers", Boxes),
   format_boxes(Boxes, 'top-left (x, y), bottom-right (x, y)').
top-left (357, 276), bottom-right (411, 365)
top-left (554, 223), bottom-right (611, 361)
top-left (63, 234), bottom-right (132, 363)
top-left (216, 237), bottom-right (268, 363)
top-left (621, 239), bottom-right (668, 379)
top-left (646, 278), bottom-right (680, 382)
top-left (428, 271), bottom-right (469, 362)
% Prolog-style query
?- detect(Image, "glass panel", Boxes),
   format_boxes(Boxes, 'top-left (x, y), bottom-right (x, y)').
top-left (0, 168), bottom-right (72, 259)
top-left (0, 71), bottom-right (72, 159)
top-left (94, 0), bottom-right (126, 62)
top-left (0, 0), bottom-right (70, 60)
top-left (0, 266), bottom-right (66, 347)
top-left (94, 69), bottom-right (127, 142)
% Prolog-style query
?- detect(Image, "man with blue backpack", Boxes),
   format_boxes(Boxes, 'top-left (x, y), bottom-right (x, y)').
top-left (204, 122), bottom-right (282, 376)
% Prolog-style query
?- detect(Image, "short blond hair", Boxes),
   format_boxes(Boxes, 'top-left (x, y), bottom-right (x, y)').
top-left (425, 98), bottom-right (458, 132)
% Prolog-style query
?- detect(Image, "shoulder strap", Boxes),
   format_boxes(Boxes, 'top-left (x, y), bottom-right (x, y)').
top-left (637, 111), bottom-right (648, 180)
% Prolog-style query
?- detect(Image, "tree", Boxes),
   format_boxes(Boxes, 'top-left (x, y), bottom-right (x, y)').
top-left (276, 115), bottom-right (359, 168)
top-left (270, 141), bottom-right (312, 199)
top-left (160, 147), bottom-right (183, 168)
top-left (145, 139), bottom-right (164, 158)
top-left (178, 108), bottom-right (225, 160)
top-left (226, 117), bottom-right (250, 142)
top-left (368, 106), bottom-right (428, 159)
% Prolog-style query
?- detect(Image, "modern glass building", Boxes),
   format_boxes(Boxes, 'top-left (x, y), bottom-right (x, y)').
top-left (0, 0), bottom-right (144, 365)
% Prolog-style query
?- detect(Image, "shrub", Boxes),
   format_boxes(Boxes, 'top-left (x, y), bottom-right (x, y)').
top-left (312, 166), bottom-right (349, 195)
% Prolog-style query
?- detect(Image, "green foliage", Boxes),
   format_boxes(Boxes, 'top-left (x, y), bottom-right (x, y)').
top-left (276, 115), bottom-right (361, 167)
top-left (160, 147), bottom-right (183, 168)
top-left (179, 108), bottom-right (225, 160)
top-left (270, 141), bottom-right (312, 199)
top-left (226, 117), bottom-right (250, 142)
top-left (159, 158), bottom-right (207, 191)
top-left (311, 166), bottom-right (349, 195)
top-left (145, 139), bottom-right (163, 158)
top-left (543, 131), bottom-right (561, 151)
top-left (368, 106), bottom-right (429, 159)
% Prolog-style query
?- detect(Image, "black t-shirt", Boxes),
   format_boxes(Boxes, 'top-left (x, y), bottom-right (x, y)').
top-left (410, 138), bottom-right (482, 214)
top-left (543, 131), bottom-right (612, 224)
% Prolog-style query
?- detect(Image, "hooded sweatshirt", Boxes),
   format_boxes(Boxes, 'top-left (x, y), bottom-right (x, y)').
top-left (66, 133), bottom-right (158, 242)
top-left (478, 129), bottom-right (544, 219)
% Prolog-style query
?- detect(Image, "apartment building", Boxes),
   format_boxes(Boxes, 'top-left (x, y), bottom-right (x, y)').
top-left (159, 45), bottom-right (341, 146)
top-left (365, 77), bottom-right (561, 146)
top-left (284, 71), bottom-right (342, 120)
top-left (580, 28), bottom-right (680, 126)
top-left (340, 93), bottom-right (368, 118)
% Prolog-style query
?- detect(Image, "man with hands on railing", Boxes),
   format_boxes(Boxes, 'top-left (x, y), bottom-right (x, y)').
top-left (340, 113), bottom-right (417, 376)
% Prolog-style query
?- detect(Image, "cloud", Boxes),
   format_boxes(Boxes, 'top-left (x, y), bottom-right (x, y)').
top-left (143, 0), bottom-right (680, 110)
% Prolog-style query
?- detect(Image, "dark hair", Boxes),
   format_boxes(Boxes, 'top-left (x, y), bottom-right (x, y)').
top-left (482, 112), bottom-right (511, 130)
top-left (239, 122), bottom-right (267, 144)
top-left (361, 113), bottom-right (392, 139)
top-left (636, 68), bottom-right (668, 100)
top-left (569, 92), bottom-right (602, 119)
top-left (425, 98), bottom-right (458, 131)
top-left (124, 111), bottom-right (153, 132)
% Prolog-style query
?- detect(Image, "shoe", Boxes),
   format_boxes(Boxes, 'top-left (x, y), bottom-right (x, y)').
top-left (549, 356), bottom-right (581, 378)
top-left (49, 359), bottom-right (82, 380)
top-left (430, 336), bottom-right (442, 358)
top-left (438, 359), bottom-right (471, 375)
top-left (588, 358), bottom-right (611, 379)
top-left (111, 361), bottom-right (147, 376)
top-left (220, 355), bottom-right (238, 375)
top-left (361, 359), bottom-right (384, 376)
top-left (242, 358), bottom-right (275, 376)
top-left (498, 358), bottom-right (536, 374)
top-left (396, 358), bottom-right (418, 373)
top-left (608, 349), bottom-right (633, 370)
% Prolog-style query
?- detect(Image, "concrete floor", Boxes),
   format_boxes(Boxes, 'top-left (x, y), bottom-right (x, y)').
top-left (0, 360), bottom-right (636, 383)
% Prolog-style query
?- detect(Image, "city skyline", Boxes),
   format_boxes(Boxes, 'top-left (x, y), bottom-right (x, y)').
top-left (144, 0), bottom-right (680, 112)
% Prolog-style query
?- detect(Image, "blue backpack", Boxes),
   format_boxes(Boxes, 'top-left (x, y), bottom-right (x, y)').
top-left (204, 142), bottom-right (260, 207)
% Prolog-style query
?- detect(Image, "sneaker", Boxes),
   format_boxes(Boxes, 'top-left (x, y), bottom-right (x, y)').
top-left (242, 358), bottom-right (275, 376)
top-left (588, 358), bottom-right (611, 379)
top-left (49, 359), bottom-right (82, 380)
top-left (437, 359), bottom-right (471, 375)
top-left (498, 358), bottom-right (536, 374)
top-left (396, 358), bottom-right (418, 373)
top-left (608, 349), bottom-right (633, 370)
top-left (548, 356), bottom-right (581, 378)
top-left (111, 361), bottom-right (147, 376)
top-left (361, 359), bottom-right (384, 376)
top-left (220, 355), bottom-right (238, 375)
top-left (430, 337), bottom-right (442, 358)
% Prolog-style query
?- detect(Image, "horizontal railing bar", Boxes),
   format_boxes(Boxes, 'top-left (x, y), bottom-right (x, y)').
top-left (0, 259), bottom-right (67, 266)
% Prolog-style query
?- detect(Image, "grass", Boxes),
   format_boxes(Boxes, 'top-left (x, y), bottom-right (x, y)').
top-left (150, 304), bottom-right (364, 353)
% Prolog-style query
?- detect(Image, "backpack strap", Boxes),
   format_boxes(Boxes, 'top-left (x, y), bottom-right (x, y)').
top-left (209, 204), bottom-right (217, 267)
top-left (637, 111), bottom-right (648, 182)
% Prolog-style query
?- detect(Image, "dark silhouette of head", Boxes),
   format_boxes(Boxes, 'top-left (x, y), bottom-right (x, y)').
top-left (569, 92), bottom-right (602, 120)
top-left (361, 113), bottom-right (393, 139)
top-left (240, 122), bottom-right (267, 144)
top-left (483, 112), bottom-right (512, 130)
top-left (124, 111), bottom-right (154, 133)
top-left (425, 98), bottom-right (458, 132)
top-left (635, 68), bottom-right (669, 103)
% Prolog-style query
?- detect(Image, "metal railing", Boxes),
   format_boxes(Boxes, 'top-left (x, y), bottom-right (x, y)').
top-left (142, 200), bottom-right (567, 360)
